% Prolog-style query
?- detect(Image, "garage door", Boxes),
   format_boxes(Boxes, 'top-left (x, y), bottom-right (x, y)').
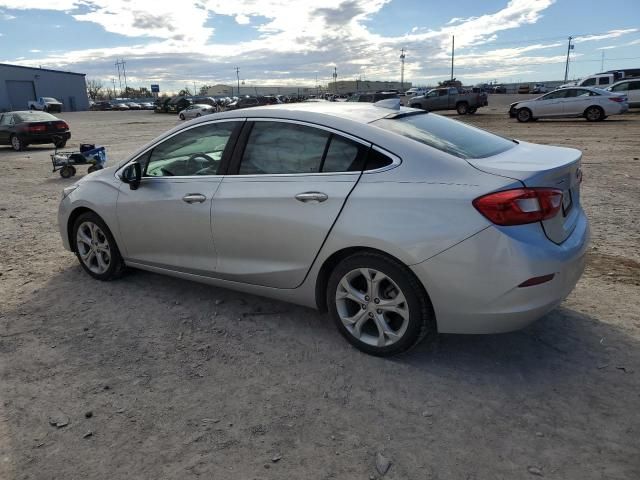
top-left (6, 80), bottom-right (36, 110)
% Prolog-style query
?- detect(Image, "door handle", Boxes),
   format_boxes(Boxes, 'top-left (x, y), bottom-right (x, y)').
top-left (182, 193), bottom-right (207, 204)
top-left (295, 191), bottom-right (328, 203)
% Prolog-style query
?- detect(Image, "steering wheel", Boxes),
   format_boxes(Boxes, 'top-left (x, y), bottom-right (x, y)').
top-left (186, 152), bottom-right (215, 175)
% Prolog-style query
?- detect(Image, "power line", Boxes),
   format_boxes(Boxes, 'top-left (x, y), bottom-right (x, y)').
top-left (455, 29), bottom-right (639, 49)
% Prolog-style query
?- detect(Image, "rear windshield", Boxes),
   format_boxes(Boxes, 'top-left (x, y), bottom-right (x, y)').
top-left (372, 112), bottom-right (515, 159)
top-left (14, 112), bottom-right (58, 122)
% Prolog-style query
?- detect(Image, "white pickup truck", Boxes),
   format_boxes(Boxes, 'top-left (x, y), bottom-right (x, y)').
top-left (28, 97), bottom-right (63, 113)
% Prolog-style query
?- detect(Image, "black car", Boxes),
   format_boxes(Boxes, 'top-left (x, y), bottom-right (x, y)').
top-left (226, 97), bottom-right (263, 110)
top-left (492, 85), bottom-right (507, 94)
top-left (90, 101), bottom-right (113, 111)
top-left (347, 91), bottom-right (399, 102)
top-left (0, 111), bottom-right (70, 151)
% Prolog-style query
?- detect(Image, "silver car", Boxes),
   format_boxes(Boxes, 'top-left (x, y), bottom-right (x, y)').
top-left (509, 86), bottom-right (628, 122)
top-left (178, 104), bottom-right (216, 120)
top-left (58, 102), bottom-right (589, 356)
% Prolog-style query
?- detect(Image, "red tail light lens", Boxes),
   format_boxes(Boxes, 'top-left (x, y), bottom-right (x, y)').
top-left (608, 96), bottom-right (625, 103)
top-left (54, 121), bottom-right (69, 130)
top-left (473, 188), bottom-right (563, 226)
top-left (27, 124), bottom-right (46, 133)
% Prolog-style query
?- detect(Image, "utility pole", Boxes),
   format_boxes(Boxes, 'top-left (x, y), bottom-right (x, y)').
top-left (111, 78), bottom-right (116, 99)
top-left (563, 36), bottom-right (573, 82)
top-left (115, 60), bottom-right (122, 96)
top-left (235, 67), bottom-right (240, 96)
top-left (450, 36), bottom-right (455, 81)
top-left (400, 48), bottom-right (406, 92)
top-left (333, 67), bottom-right (337, 94)
top-left (115, 59), bottom-right (128, 96)
top-left (193, 81), bottom-right (197, 96)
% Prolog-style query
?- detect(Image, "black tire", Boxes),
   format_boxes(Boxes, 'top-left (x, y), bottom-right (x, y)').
top-left (409, 104), bottom-right (421, 109)
top-left (179, 113), bottom-right (185, 120)
top-left (54, 139), bottom-right (67, 149)
top-left (72, 211), bottom-right (125, 281)
top-left (516, 108), bottom-right (532, 123)
top-left (326, 252), bottom-right (436, 357)
top-left (456, 102), bottom-right (469, 115)
top-left (196, 113), bottom-right (201, 117)
top-left (585, 105), bottom-right (604, 122)
top-left (59, 165), bottom-right (76, 178)
top-left (10, 135), bottom-right (25, 151)
top-left (87, 164), bottom-right (103, 173)
top-left (468, 107), bottom-right (477, 114)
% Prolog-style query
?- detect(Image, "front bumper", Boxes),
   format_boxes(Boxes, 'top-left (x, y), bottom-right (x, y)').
top-left (411, 211), bottom-right (590, 334)
top-left (58, 196), bottom-right (73, 251)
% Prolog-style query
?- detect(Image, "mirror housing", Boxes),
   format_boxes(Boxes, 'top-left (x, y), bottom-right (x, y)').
top-left (121, 162), bottom-right (141, 190)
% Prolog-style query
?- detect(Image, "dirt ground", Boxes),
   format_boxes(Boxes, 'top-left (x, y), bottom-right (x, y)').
top-left (1, 95), bottom-right (639, 480)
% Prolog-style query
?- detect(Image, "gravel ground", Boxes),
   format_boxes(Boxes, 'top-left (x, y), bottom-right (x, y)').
top-left (1, 95), bottom-right (639, 479)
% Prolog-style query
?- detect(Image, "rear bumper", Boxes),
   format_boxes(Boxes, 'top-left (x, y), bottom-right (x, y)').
top-left (411, 211), bottom-right (589, 334)
top-left (20, 132), bottom-right (70, 144)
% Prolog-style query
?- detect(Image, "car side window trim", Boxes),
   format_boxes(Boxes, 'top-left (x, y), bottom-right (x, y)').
top-left (226, 118), bottom-right (374, 177)
top-left (363, 145), bottom-right (402, 174)
top-left (115, 118), bottom-right (244, 181)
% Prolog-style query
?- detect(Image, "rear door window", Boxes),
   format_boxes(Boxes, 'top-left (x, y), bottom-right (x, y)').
top-left (238, 122), bottom-right (367, 174)
top-left (372, 112), bottom-right (515, 159)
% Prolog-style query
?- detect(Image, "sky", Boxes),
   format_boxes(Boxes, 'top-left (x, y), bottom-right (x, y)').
top-left (0, 0), bottom-right (639, 93)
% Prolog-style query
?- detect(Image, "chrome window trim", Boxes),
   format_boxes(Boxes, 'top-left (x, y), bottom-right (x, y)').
top-left (115, 118), bottom-right (245, 180)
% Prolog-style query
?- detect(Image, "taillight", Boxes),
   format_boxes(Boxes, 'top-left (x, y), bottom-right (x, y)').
top-left (55, 121), bottom-right (69, 130)
top-left (608, 96), bottom-right (625, 103)
top-left (473, 188), bottom-right (563, 226)
top-left (27, 124), bottom-right (46, 133)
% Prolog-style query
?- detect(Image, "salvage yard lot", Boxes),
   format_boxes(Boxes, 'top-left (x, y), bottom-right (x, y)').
top-left (1, 95), bottom-right (639, 479)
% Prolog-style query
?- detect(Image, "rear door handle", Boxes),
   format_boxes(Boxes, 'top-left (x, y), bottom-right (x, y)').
top-left (295, 191), bottom-right (328, 203)
top-left (182, 193), bottom-right (207, 204)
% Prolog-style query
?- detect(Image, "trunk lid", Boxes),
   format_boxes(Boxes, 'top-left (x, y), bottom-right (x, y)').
top-left (467, 141), bottom-right (582, 244)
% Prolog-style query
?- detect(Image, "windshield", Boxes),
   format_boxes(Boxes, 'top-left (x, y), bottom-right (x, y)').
top-left (372, 112), bottom-right (515, 159)
top-left (14, 112), bottom-right (58, 122)
top-left (42, 97), bottom-right (57, 102)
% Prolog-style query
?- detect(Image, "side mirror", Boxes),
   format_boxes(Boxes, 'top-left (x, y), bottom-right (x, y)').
top-left (121, 162), bottom-right (141, 190)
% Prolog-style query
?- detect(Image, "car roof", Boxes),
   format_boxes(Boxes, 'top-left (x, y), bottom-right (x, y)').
top-left (209, 102), bottom-right (412, 125)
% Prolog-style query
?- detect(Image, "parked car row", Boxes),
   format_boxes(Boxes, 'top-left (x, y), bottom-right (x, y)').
top-left (90, 101), bottom-right (155, 111)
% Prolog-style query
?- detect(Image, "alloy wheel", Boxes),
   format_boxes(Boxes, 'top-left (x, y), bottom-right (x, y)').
top-left (76, 221), bottom-right (111, 274)
top-left (586, 107), bottom-right (602, 121)
top-left (335, 268), bottom-right (410, 347)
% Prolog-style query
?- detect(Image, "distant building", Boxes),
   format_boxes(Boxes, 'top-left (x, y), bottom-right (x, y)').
top-left (0, 63), bottom-right (89, 112)
top-left (327, 80), bottom-right (412, 95)
top-left (205, 84), bottom-right (320, 97)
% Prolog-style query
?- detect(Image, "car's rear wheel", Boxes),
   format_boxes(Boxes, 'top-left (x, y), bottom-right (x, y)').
top-left (456, 102), bottom-right (469, 115)
top-left (10, 135), bottom-right (25, 151)
top-left (179, 113), bottom-right (185, 120)
top-left (73, 212), bottom-right (125, 280)
top-left (516, 108), bottom-right (532, 122)
top-left (327, 252), bottom-right (436, 356)
top-left (54, 139), bottom-right (67, 149)
top-left (585, 106), bottom-right (604, 122)
top-left (468, 107), bottom-right (477, 114)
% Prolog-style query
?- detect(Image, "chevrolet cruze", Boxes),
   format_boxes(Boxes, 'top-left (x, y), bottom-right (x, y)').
top-left (58, 101), bottom-right (589, 356)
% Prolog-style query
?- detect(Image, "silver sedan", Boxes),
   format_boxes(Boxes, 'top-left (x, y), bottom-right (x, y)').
top-left (58, 101), bottom-right (589, 356)
top-left (178, 104), bottom-right (216, 120)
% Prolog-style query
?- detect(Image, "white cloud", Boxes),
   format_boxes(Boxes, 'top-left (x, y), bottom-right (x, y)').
top-left (574, 28), bottom-right (638, 43)
top-left (29, 48), bottom-right (41, 52)
top-left (235, 14), bottom-right (250, 25)
top-left (0, 0), bottom-right (559, 88)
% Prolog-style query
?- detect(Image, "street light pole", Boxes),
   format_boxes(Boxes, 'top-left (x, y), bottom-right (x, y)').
top-left (235, 67), bottom-right (240, 96)
top-left (450, 36), bottom-right (455, 81)
top-left (333, 67), bottom-right (337, 95)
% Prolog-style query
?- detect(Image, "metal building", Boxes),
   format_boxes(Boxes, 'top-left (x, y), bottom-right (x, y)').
top-left (0, 63), bottom-right (89, 112)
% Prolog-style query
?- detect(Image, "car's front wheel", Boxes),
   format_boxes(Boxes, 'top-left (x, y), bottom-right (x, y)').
top-left (73, 212), bottom-right (125, 280)
top-left (327, 252), bottom-right (436, 356)
top-left (516, 108), bottom-right (533, 122)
